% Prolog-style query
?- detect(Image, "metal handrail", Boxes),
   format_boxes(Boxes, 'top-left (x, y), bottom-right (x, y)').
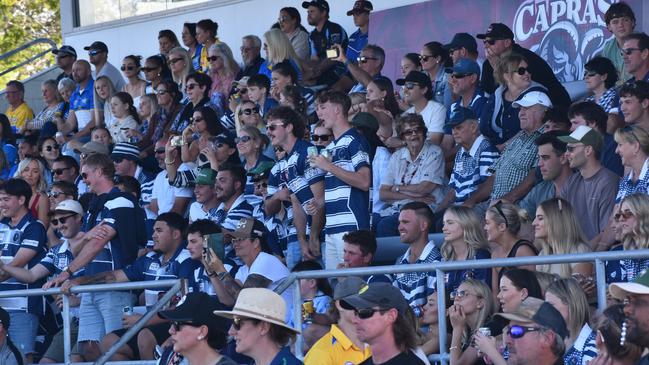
top-left (0, 38), bottom-right (57, 78)
top-left (277, 249), bottom-right (649, 364)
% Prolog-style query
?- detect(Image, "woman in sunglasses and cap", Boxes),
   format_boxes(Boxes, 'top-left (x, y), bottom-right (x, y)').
top-left (158, 292), bottom-right (237, 365)
top-left (214, 288), bottom-right (302, 365)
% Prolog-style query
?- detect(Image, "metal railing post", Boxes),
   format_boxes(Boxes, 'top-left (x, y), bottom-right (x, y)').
top-left (292, 279), bottom-right (304, 359)
top-left (436, 269), bottom-right (448, 365)
top-left (595, 258), bottom-right (607, 311)
top-left (62, 294), bottom-right (71, 365)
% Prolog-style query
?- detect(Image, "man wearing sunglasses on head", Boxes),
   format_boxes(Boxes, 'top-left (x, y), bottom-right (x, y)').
top-left (475, 297), bottom-right (568, 365)
top-left (83, 41), bottom-right (125, 92)
top-left (476, 23), bottom-right (570, 111)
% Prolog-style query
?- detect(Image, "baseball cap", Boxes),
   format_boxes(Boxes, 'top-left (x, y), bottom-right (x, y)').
top-left (212, 132), bottom-right (236, 148)
top-left (341, 282), bottom-right (409, 315)
top-left (302, 0), bottom-right (329, 12)
top-left (111, 142), bottom-right (140, 162)
top-left (224, 217), bottom-right (268, 240)
top-left (54, 200), bottom-right (84, 216)
top-left (75, 141), bottom-right (109, 156)
top-left (477, 23), bottom-right (514, 40)
top-left (351, 112), bottom-right (379, 133)
top-left (333, 277), bottom-right (367, 300)
top-left (159, 292), bottom-right (229, 332)
top-left (610, 270), bottom-right (649, 299)
top-left (396, 71), bottom-right (432, 89)
top-left (52, 45), bottom-right (77, 58)
top-left (195, 168), bottom-right (217, 186)
top-left (83, 41), bottom-right (108, 53)
top-left (445, 58), bottom-right (480, 76)
top-left (512, 91), bottom-right (553, 108)
top-left (495, 297), bottom-right (569, 339)
top-left (557, 126), bottom-right (603, 152)
top-left (446, 106), bottom-right (478, 128)
top-left (444, 33), bottom-right (478, 53)
top-left (248, 161), bottom-right (275, 182)
top-left (346, 0), bottom-right (373, 15)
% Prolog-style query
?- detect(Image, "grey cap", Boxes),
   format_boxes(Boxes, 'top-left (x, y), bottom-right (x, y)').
top-left (333, 277), bottom-right (367, 300)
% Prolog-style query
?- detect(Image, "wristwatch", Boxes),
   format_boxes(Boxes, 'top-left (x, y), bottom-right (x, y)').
top-left (63, 266), bottom-right (74, 277)
top-left (395, 186), bottom-right (400, 192)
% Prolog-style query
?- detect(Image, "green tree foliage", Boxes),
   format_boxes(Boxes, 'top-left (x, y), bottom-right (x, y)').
top-left (0, 0), bottom-right (61, 86)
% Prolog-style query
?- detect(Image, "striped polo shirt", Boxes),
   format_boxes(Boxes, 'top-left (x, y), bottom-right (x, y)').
top-left (393, 241), bottom-right (441, 309)
top-left (213, 194), bottom-right (254, 231)
top-left (40, 239), bottom-right (84, 278)
top-left (450, 135), bottom-right (500, 203)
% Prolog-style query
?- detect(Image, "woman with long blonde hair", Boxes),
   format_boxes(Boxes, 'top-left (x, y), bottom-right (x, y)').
top-left (441, 206), bottom-right (491, 293)
top-left (606, 193), bottom-right (649, 283)
top-left (168, 47), bottom-right (194, 97)
top-left (259, 28), bottom-right (302, 81)
top-left (207, 43), bottom-right (240, 104)
top-left (14, 157), bottom-right (50, 226)
top-left (533, 198), bottom-right (593, 278)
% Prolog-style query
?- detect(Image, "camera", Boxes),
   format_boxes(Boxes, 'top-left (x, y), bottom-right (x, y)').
top-left (326, 48), bottom-right (339, 59)
top-left (170, 135), bottom-right (184, 147)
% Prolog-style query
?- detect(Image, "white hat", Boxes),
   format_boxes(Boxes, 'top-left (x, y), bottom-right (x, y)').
top-left (513, 91), bottom-right (553, 108)
top-left (609, 271), bottom-right (649, 299)
top-left (54, 200), bottom-right (84, 216)
top-left (213, 288), bottom-right (299, 333)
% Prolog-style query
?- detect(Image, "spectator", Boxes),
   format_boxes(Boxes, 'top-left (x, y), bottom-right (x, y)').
top-left (74, 140), bottom-right (109, 166)
top-left (181, 22), bottom-right (202, 71)
top-left (448, 278), bottom-right (495, 365)
top-left (260, 29), bottom-right (303, 82)
top-left (213, 163), bottom-right (254, 231)
top-left (0, 179), bottom-right (47, 362)
top-left (568, 101), bottom-right (624, 176)
top-left (396, 71), bottom-right (446, 145)
top-left (591, 304), bottom-right (642, 365)
top-left (446, 59), bottom-right (487, 126)
top-left (622, 32), bottom-right (649, 83)
top-left (496, 268), bottom-right (543, 314)
top-left (246, 74), bottom-right (278, 117)
top-left (181, 106), bottom-right (225, 163)
top-left (444, 33), bottom-right (482, 66)
top-left (533, 198), bottom-right (593, 278)
top-left (84, 41), bottom-right (125, 91)
top-left (121, 55), bottom-right (147, 108)
top-left (59, 61), bottom-right (94, 140)
top-left (47, 181), bottom-right (78, 211)
top-left (437, 106), bottom-right (498, 216)
top-left (441, 206), bottom-right (491, 293)
top-left (609, 271), bottom-right (649, 365)
top-left (169, 73), bottom-right (213, 134)
top-left (607, 193), bottom-right (649, 283)
top-left (545, 278), bottom-right (597, 365)
top-left (236, 127), bottom-right (272, 209)
top-left (168, 48), bottom-right (194, 102)
top-left (150, 138), bottom-right (193, 217)
top-left (341, 282), bottom-right (426, 365)
top-left (614, 125), bottom-right (649, 203)
top-left (234, 100), bottom-right (264, 132)
top-left (0, 115), bottom-right (17, 172)
top-left (45, 153), bottom-right (145, 361)
top-left (420, 294), bottom-right (440, 355)
top-left (16, 135), bottom-right (37, 164)
top-left (158, 29), bottom-right (181, 57)
top-left (304, 277), bottom-right (371, 365)
top-left (303, 0), bottom-right (349, 87)
top-left (0, 307), bottom-right (25, 365)
top-left (207, 43), bottom-right (240, 109)
top-left (270, 61), bottom-right (316, 116)
top-left (237, 35), bottom-right (265, 80)
top-left (52, 45), bottom-right (77, 82)
top-left (338, 230), bottom-right (391, 283)
top-left (476, 23), bottom-right (570, 109)
top-left (107, 92), bottom-right (140, 143)
top-left (619, 81), bottom-right (649, 131)
top-left (345, 1), bottom-right (372, 64)
top-left (542, 107), bottom-right (572, 132)
top-left (480, 53), bottom-right (547, 145)
top-left (110, 143), bottom-right (156, 221)
top-left (396, 53), bottom-right (422, 108)
top-left (215, 288), bottom-right (300, 365)
top-left (4, 81), bottom-right (34, 134)
top-left (293, 260), bottom-right (332, 331)
top-left (601, 2), bottom-right (636, 82)
top-left (335, 44), bottom-right (384, 94)
top-left (14, 157), bottom-right (50, 226)
top-left (188, 168), bottom-right (218, 223)
top-left (582, 57), bottom-right (623, 133)
top-left (133, 94), bottom-right (158, 159)
top-left (89, 76), bottom-right (117, 132)
top-left (153, 81), bottom-right (182, 141)
top-left (488, 91), bottom-right (551, 202)
top-left (393, 202), bottom-right (441, 312)
top-left (277, 7), bottom-right (310, 61)
top-left (158, 292), bottom-right (236, 365)
top-left (420, 41), bottom-right (452, 109)
top-left (196, 19), bottom-right (221, 72)
top-left (142, 55), bottom-right (171, 94)
top-left (310, 91), bottom-right (370, 269)
top-left (28, 80), bottom-right (65, 134)
top-left (265, 106), bottom-right (324, 268)
top-left (558, 126), bottom-right (619, 241)
top-left (366, 77), bottom-right (401, 118)
top-left (52, 155), bottom-right (83, 192)
top-left (39, 136), bottom-right (61, 180)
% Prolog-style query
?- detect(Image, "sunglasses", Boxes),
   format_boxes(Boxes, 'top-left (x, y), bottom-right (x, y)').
top-left (450, 289), bottom-right (479, 300)
top-left (88, 50), bottom-right (102, 56)
top-left (419, 55), bottom-right (433, 62)
top-left (404, 82), bottom-right (420, 90)
top-left (231, 316), bottom-right (259, 330)
top-left (357, 56), bottom-right (378, 64)
top-left (493, 201), bottom-right (509, 227)
top-left (235, 135), bottom-right (253, 144)
top-left (56, 54), bottom-right (70, 59)
top-left (615, 210), bottom-right (634, 221)
top-left (240, 107), bottom-right (260, 116)
top-left (51, 214), bottom-right (76, 226)
top-left (451, 73), bottom-right (470, 79)
top-left (154, 149), bottom-right (166, 155)
top-left (186, 83), bottom-right (200, 91)
top-left (506, 325), bottom-right (543, 339)
top-left (112, 158), bottom-right (124, 164)
top-left (311, 134), bottom-right (332, 142)
top-left (278, 16), bottom-right (289, 23)
top-left (207, 56), bottom-right (220, 62)
top-left (155, 89), bottom-right (169, 95)
top-left (254, 182), bottom-right (268, 189)
top-left (266, 123), bottom-right (285, 131)
top-left (52, 167), bottom-right (71, 175)
top-left (120, 65), bottom-right (136, 71)
top-left (400, 127), bottom-right (422, 137)
top-left (47, 191), bottom-right (64, 198)
top-left (168, 58), bottom-right (183, 65)
top-left (583, 71), bottom-right (598, 78)
top-left (214, 143), bottom-right (226, 149)
top-left (141, 67), bottom-right (158, 72)
top-left (44, 144), bottom-right (60, 152)
top-left (621, 48), bottom-right (644, 56)
top-left (515, 67), bottom-right (530, 76)
top-left (171, 321), bottom-right (198, 332)
top-left (483, 38), bottom-right (506, 45)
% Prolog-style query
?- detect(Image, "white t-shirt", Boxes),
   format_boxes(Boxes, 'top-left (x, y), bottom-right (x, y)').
top-left (152, 163), bottom-right (194, 216)
top-left (188, 202), bottom-right (209, 223)
top-left (406, 100), bottom-right (446, 138)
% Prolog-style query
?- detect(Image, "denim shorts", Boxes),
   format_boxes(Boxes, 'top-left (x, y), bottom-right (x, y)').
top-left (77, 291), bottom-right (135, 342)
top-left (8, 311), bottom-right (38, 355)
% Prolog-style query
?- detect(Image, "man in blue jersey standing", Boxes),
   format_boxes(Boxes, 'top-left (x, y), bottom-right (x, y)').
top-left (0, 178), bottom-right (47, 362)
top-left (45, 153), bottom-right (145, 361)
top-left (310, 90), bottom-right (371, 269)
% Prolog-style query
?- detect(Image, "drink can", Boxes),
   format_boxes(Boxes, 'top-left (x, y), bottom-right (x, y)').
top-left (320, 149), bottom-right (330, 159)
top-left (307, 146), bottom-right (318, 158)
top-left (478, 327), bottom-right (491, 336)
top-left (302, 300), bottom-right (314, 323)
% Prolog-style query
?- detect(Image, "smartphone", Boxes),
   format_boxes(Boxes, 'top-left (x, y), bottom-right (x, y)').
top-left (326, 48), bottom-right (339, 59)
top-left (170, 135), bottom-right (184, 147)
top-left (202, 233), bottom-right (225, 261)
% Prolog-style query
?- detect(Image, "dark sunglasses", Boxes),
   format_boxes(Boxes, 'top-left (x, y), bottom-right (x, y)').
top-left (88, 50), bottom-right (102, 56)
top-left (171, 321), bottom-right (198, 332)
top-left (112, 158), bottom-right (124, 164)
top-left (168, 58), bottom-right (184, 65)
top-left (493, 201), bottom-right (509, 227)
top-left (614, 210), bottom-right (634, 221)
top-left (240, 107), bottom-right (260, 116)
top-left (52, 167), bottom-right (71, 175)
top-left (186, 83), bottom-right (200, 91)
top-left (207, 56), bottom-right (220, 62)
top-left (141, 67), bottom-right (158, 72)
top-left (266, 123), bottom-right (285, 131)
top-left (483, 38), bottom-right (506, 45)
top-left (120, 65), bottom-right (136, 71)
top-left (419, 55), bottom-right (433, 62)
top-left (515, 67), bottom-right (530, 76)
top-left (621, 48), bottom-right (644, 56)
top-left (51, 214), bottom-right (77, 226)
top-left (451, 73), bottom-right (470, 79)
top-left (154, 149), bottom-right (166, 154)
top-left (506, 325), bottom-right (543, 339)
top-left (232, 316), bottom-right (258, 331)
top-left (400, 127), bottom-right (422, 137)
top-left (47, 191), bottom-right (64, 198)
top-left (357, 56), bottom-right (378, 64)
top-left (311, 134), bottom-right (332, 142)
top-left (235, 135), bottom-right (253, 144)
top-left (44, 144), bottom-right (60, 152)
top-left (404, 82), bottom-right (420, 90)
top-left (155, 89), bottom-right (169, 95)
top-left (254, 182), bottom-right (268, 189)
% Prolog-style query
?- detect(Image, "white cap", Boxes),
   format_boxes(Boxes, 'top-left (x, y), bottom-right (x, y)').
top-left (54, 200), bottom-right (84, 216)
top-left (513, 91), bottom-right (553, 108)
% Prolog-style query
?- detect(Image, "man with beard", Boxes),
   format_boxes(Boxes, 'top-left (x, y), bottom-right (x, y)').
top-left (609, 271), bottom-right (649, 365)
top-left (188, 168), bottom-right (219, 223)
top-left (236, 35), bottom-right (264, 80)
top-left (61, 60), bottom-right (95, 139)
top-left (212, 163), bottom-right (254, 231)
top-left (52, 45), bottom-right (77, 82)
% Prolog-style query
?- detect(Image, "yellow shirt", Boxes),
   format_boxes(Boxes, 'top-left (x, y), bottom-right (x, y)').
top-left (5, 102), bottom-right (34, 130)
top-left (200, 37), bottom-right (222, 72)
top-left (304, 324), bottom-right (372, 365)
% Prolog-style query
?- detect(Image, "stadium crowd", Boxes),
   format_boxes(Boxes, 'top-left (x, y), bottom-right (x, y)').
top-left (1, 0), bottom-right (649, 364)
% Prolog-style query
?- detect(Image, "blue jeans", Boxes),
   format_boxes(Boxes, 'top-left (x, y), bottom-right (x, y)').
top-left (8, 311), bottom-right (38, 355)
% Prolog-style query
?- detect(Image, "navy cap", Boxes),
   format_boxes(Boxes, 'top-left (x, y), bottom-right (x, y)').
top-left (83, 41), bottom-right (108, 53)
top-left (396, 71), bottom-right (432, 88)
top-left (444, 33), bottom-right (478, 53)
top-left (347, 0), bottom-right (373, 15)
top-left (52, 45), bottom-right (77, 58)
top-left (477, 23), bottom-right (514, 40)
top-left (445, 58), bottom-right (480, 76)
top-left (446, 106), bottom-right (477, 128)
top-left (302, 0), bottom-right (329, 12)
